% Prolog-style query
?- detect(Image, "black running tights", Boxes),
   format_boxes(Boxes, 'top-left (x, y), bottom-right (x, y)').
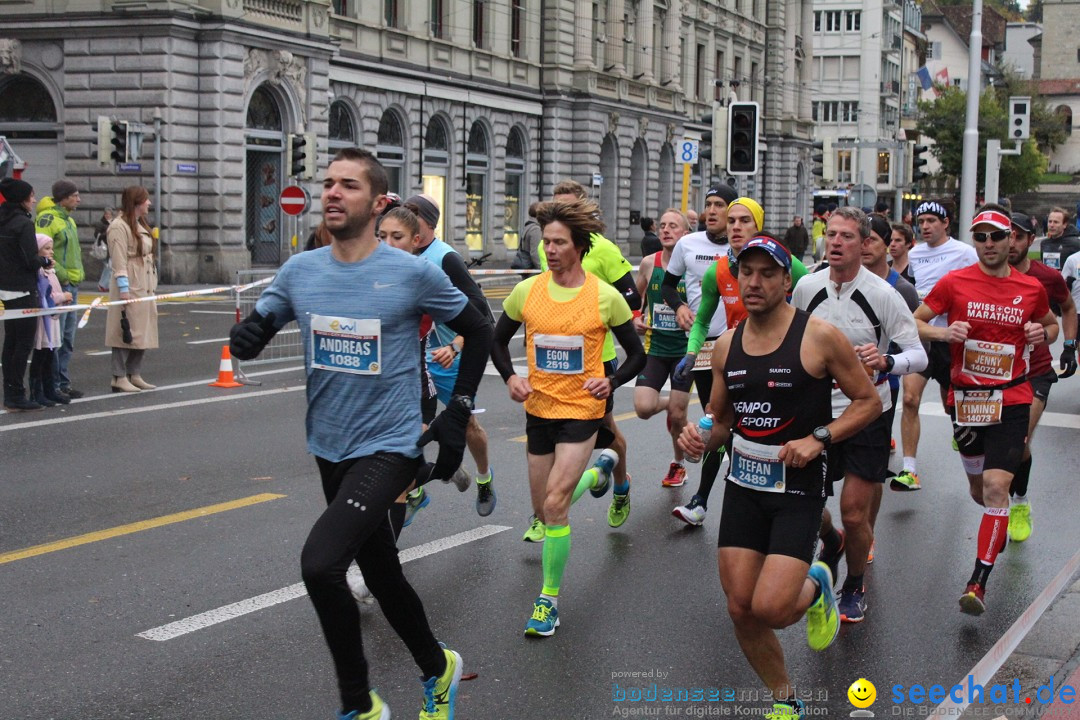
top-left (304, 452), bottom-right (445, 711)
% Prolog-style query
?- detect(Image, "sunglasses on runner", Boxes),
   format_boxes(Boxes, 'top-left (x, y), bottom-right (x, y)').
top-left (971, 230), bottom-right (1010, 243)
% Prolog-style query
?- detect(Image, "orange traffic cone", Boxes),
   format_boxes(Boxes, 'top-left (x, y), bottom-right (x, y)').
top-left (209, 345), bottom-right (243, 388)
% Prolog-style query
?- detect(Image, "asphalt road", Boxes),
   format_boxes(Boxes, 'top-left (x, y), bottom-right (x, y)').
top-left (2, 292), bottom-right (1079, 720)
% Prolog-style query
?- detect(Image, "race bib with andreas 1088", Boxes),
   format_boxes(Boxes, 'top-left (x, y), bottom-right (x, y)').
top-left (310, 315), bottom-right (381, 375)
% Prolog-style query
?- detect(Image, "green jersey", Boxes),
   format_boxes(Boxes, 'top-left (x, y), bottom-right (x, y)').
top-left (644, 252), bottom-right (688, 357)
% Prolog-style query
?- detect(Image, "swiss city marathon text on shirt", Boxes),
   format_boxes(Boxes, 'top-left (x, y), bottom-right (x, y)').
top-left (965, 301), bottom-right (1026, 326)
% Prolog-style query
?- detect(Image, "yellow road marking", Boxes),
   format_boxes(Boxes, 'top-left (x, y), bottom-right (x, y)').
top-left (509, 410), bottom-right (639, 442)
top-left (0, 493), bottom-right (285, 565)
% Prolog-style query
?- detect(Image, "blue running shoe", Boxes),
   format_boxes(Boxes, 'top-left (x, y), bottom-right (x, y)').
top-left (524, 597), bottom-right (560, 637)
top-left (838, 587), bottom-right (866, 623)
top-left (589, 449), bottom-right (619, 498)
top-left (805, 562), bottom-right (840, 651)
top-left (403, 488), bottom-right (430, 528)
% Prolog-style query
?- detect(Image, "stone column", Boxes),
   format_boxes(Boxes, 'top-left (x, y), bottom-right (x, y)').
top-left (637, 0), bottom-right (654, 81)
top-left (575, 0), bottom-right (594, 67)
top-left (606, 0), bottom-right (625, 73)
top-left (662, 0), bottom-right (681, 89)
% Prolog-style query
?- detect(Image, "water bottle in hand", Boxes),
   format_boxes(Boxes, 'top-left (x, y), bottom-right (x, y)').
top-left (685, 414), bottom-right (714, 464)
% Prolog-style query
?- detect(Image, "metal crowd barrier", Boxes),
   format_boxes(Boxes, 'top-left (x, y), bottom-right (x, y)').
top-left (234, 269), bottom-right (302, 385)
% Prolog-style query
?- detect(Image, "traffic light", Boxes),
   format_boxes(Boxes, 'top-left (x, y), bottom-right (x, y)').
top-left (700, 126), bottom-right (713, 166)
top-left (727, 102), bottom-right (759, 175)
top-left (1009, 96), bottom-right (1031, 141)
top-left (110, 120), bottom-right (130, 164)
top-left (911, 143), bottom-right (929, 183)
top-left (811, 138), bottom-right (834, 183)
top-left (288, 132), bottom-right (317, 179)
top-left (96, 116), bottom-right (111, 165)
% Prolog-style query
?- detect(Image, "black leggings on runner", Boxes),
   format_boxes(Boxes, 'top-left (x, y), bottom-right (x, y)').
top-left (303, 452), bottom-right (445, 711)
top-left (692, 367), bottom-right (725, 508)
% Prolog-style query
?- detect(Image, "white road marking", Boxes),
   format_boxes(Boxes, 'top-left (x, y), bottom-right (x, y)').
top-left (85, 350), bottom-right (112, 356)
top-left (0, 385), bottom-right (306, 432)
top-left (188, 310), bottom-right (237, 315)
top-left (136, 524), bottom-right (512, 641)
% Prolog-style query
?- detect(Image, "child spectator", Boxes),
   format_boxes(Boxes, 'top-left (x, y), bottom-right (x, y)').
top-left (31, 234), bottom-right (72, 406)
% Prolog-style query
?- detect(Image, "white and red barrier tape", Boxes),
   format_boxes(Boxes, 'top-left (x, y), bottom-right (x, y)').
top-left (0, 277), bottom-right (274, 324)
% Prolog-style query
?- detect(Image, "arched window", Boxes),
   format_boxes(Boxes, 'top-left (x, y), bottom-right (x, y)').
top-left (1057, 105), bottom-right (1074, 137)
top-left (423, 115), bottom-right (452, 240)
top-left (328, 100), bottom-right (356, 149)
top-left (244, 84), bottom-right (287, 265)
top-left (0, 74), bottom-right (60, 196)
top-left (503, 126), bottom-right (527, 249)
top-left (246, 86), bottom-right (283, 132)
top-left (465, 121), bottom-right (491, 253)
top-left (376, 108), bottom-right (407, 195)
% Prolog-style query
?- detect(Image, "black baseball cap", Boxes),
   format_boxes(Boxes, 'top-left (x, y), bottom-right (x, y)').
top-left (1011, 212), bottom-right (1036, 235)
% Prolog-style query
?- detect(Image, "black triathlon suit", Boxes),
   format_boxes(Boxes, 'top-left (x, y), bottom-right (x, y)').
top-left (718, 310), bottom-right (834, 563)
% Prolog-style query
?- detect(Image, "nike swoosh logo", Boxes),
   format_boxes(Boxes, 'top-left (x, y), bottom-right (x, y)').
top-left (374, 282), bottom-right (397, 289)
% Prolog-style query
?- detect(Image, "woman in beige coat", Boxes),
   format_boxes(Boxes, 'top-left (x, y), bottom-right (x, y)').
top-left (106, 186), bottom-right (158, 392)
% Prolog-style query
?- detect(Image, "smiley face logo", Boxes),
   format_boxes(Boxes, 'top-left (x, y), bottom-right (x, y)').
top-left (848, 678), bottom-right (877, 709)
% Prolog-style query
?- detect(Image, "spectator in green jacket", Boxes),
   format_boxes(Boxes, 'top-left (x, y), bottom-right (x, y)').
top-left (35, 179), bottom-right (85, 399)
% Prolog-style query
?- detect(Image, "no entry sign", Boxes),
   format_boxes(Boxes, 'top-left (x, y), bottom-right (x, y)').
top-left (279, 185), bottom-right (310, 216)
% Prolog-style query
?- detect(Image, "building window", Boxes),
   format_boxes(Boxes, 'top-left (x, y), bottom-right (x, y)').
top-left (877, 151), bottom-right (891, 184)
top-left (593, 1), bottom-right (603, 65)
top-left (376, 109), bottom-right (406, 196)
top-left (331, 0), bottom-right (347, 15)
top-left (431, 0), bottom-right (446, 39)
top-left (836, 150), bottom-right (853, 183)
top-left (384, 0), bottom-right (399, 26)
top-left (715, 50), bottom-right (725, 100)
top-left (1057, 105), bottom-right (1073, 136)
top-left (511, 0), bottom-right (525, 58)
top-left (824, 11), bottom-right (841, 32)
top-left (503, 127), bottom-right (527, 249)
top-left (814, 11), bottom-right (820, 32)
top-left (423, 117), bottom-right (451, 241)
top-left (841, 101), bottom-right (858, 123)
top-left (473, 0), bottom-right (487, 49)
top-left (813, 101), bottom-right (839, 122)
top-left (846, 10), bottom-right (860, 32)
top-left (328, 100), bottom-right (355, 151)
top-left (697, 43), bottom-right (707, 99)
top-left (465, 121), bottom-right (490, 253)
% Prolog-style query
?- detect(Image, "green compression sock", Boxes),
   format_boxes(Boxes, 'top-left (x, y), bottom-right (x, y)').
top-left (541, 524), bottom-right (571, 596)
top-left (571, 469), bottom-right (598, 505)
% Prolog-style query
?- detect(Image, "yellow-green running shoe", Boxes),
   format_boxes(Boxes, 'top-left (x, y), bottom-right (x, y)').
top-left (337, 691), bottom-right (389, 719)
top-left (608, 479), bottom-right (631, 528)
top-left (764, 700), bottom-right (805, 720)
top-left (805, 561), bottom-right (840, 651)
top-left (890, 470), bottom-right (921, 491)
top-left (522, 515), bottom-right (546, 543)
top-left (419, 647), bottom-right (463, 720)
top-left (1008, 501), bottom-right (1032, 542)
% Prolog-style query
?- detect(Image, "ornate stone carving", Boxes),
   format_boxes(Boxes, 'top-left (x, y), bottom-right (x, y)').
top-left (312, 7), bottom-right (327, 28)
top-left (666, 123), bottom-right (676, 145)
top-left (608, 111), bottom-right (620, 135)
top-left (244, 48), bottom-right (307, 99)
top-left (0, 39), bottom-right (22, 75)
top-left (638, 115), bottom-right (649, 138)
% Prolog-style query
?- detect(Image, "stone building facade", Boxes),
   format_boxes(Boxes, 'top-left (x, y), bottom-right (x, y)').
top-left (1, 0), bottom-right (814, 282)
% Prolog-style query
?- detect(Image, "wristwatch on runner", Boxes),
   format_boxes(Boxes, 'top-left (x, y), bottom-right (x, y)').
top-left (450, 394), bottom-right (475, 411)
top-left (812, 426), bottom-right (832, 449)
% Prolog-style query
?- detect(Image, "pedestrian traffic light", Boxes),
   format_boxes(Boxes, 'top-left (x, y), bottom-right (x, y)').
top-left (727, 102), bottom-right (759, 175)
top-left (109, 120), bottom-right (130, 164)
top-left (911, 143), bottom-right (929, 183)
top-left (811, 138), bottom-right (834, 183)
top-left (96, 116), bottom-right (111, 165)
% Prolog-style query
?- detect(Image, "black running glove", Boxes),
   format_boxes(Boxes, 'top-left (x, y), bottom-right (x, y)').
top-left (229, 311), bottom-right (277, 361)
top-left (417, 397), bottom-right (471, 481)
top-left (672, 353), bottom-right (696, 386)
top-left (1060, 342), bottom-right (1077, 379)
